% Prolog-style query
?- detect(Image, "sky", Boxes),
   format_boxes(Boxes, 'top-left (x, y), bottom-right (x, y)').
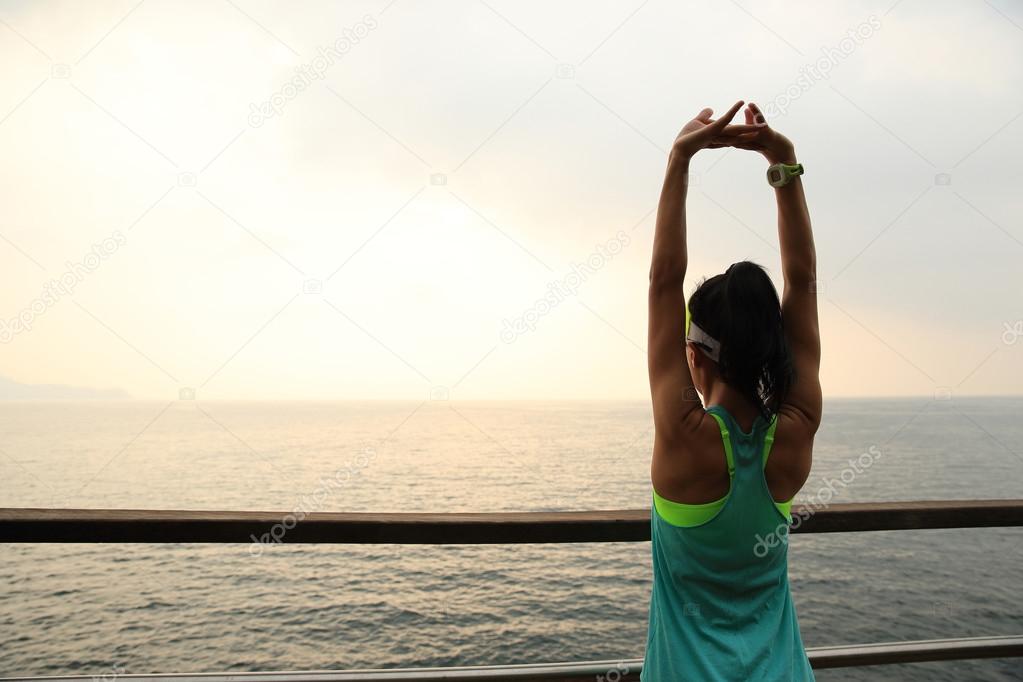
top-left (0, 0), bottom-right (1021, 401)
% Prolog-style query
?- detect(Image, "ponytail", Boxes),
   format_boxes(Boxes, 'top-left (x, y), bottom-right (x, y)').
top-left (688, 261), bottom-right (794, 419)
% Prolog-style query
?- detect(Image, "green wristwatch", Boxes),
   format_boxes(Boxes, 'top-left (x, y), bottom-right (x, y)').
top-left (766, 162), bottom-right (804, 187)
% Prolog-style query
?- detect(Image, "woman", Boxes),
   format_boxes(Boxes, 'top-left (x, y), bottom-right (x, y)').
top-left (643, 100), bottom-right (821, 681)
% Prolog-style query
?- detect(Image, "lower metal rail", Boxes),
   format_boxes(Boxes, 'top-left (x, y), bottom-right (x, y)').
top-left (4, 636), bottom-right (1022, 681)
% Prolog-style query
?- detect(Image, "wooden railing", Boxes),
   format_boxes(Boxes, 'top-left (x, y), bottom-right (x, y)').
top-left (3, 499), bottom-right (1022, 544)
top-left (2, 499), bottom-right (1022, 680)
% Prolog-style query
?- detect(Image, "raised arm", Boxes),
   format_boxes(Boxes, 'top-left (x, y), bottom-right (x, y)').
top-left (648, 101), bottom-right (754, 443)
top-left (735, 103), bottom-right (823, 435)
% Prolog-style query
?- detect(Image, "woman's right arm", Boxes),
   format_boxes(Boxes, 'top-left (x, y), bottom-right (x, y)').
top-left (764, 124), bottom-right (822, 432)
top-left (736, 103), bottom-right (822, 483)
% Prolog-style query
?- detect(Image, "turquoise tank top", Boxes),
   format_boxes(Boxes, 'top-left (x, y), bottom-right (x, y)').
top-left (642, 405), bottom-right (815, 681)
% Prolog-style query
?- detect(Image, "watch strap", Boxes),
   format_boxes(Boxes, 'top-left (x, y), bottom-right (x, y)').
top-left (782, 163), bottom-right (804, 178)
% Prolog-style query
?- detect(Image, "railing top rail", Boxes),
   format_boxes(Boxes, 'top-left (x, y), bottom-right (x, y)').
top-left (1, 499), bottom-right (1021, 544)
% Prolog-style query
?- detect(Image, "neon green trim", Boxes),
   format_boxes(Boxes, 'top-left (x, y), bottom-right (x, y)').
top-left (653, 489), bottom-right (726, 527)
top-left (708, 412), bottom-right (734, 477)
top-left (781, 163), bottom-right (803, 177)
top-left (761, 415), bottom-right (793, 521)
top-left (761, 415), bottom-right (778, 468)
top-left (653, 412), bottom-right (792, 527)
top-left (653, 413), bottom-right (732, 527)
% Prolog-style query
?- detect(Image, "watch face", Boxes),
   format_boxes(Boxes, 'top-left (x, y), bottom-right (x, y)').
top-left (768, 168), bottom-right (783, 184)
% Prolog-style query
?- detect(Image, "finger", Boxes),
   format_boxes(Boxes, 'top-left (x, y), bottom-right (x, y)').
top-left (711, 132), bottom-right (761, 147)
top-left (716, 124), bottom-right (761, 135)
top-left (724, 132), bottom-right (760, 142)
top-left (709, 134), bottom-right (753, 146)
top-left (710, 100), bottom-right (744, 130)
top-left (708, 140), bottom-right (746, 149)
top-left (728, 133), bottom-right (761, 145)
top-left (695, 107), bottom-right (714, 122)
top-left (720, 141), bottom-right (758, 151)
top-left (710, 134), bottom-right (758, 147)
top-left (692, 108), bottom-right (750, 144)
top-left (744, 106), bottom-right (754, 126)
top-left (748, 102), bottom-right (768, 127)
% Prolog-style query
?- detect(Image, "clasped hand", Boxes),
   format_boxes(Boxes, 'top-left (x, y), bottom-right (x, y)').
top-left (673, 100), bottom-right (794, 165)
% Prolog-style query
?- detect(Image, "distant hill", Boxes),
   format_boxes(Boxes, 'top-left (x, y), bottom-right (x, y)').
top-left (0, 376), bottom-right (131, 400)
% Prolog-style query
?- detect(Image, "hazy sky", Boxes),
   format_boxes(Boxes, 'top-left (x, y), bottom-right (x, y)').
top-left (1, 0), bottom-right (1021, 400)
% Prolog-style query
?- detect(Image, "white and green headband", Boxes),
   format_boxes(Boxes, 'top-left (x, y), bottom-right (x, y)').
top-left (685, 304), bottom-right (721, 363)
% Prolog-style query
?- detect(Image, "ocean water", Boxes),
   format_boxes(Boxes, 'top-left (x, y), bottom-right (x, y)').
top-left (1, 397), bottom-right (1021, 680)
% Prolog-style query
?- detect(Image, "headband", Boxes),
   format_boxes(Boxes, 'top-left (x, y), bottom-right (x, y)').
top-left (685, 304), bottom-right (721, 362)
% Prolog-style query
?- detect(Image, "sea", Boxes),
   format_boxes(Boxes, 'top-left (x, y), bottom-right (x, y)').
top-left (1, 397), bottom-right (1021, 680)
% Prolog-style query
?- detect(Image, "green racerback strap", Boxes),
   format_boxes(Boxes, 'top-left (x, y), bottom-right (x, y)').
top-left (708, 411), bottom-right (735, 478)
top-left (762, 415), bottom-right (778, 468)
top-left (653, 411), bottom-right (792, 527)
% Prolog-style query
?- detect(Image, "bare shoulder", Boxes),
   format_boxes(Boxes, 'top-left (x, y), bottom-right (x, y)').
top-left (764, 404), bottom-right (820, 501)
top-left (651, 410), bottom-right (729, 496)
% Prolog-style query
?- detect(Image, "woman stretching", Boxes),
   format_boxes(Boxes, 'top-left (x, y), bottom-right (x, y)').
top-left (643, 101), bottom-right (821, 681)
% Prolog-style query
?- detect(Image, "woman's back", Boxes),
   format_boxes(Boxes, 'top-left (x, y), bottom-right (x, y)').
top-left (642, 406), bottom-right (814, 681)
top-left (644, 100), bottom-right (821, 679)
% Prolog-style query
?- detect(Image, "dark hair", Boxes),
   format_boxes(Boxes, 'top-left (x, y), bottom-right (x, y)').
top-left (687, 261), bottom-right (794, 420)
